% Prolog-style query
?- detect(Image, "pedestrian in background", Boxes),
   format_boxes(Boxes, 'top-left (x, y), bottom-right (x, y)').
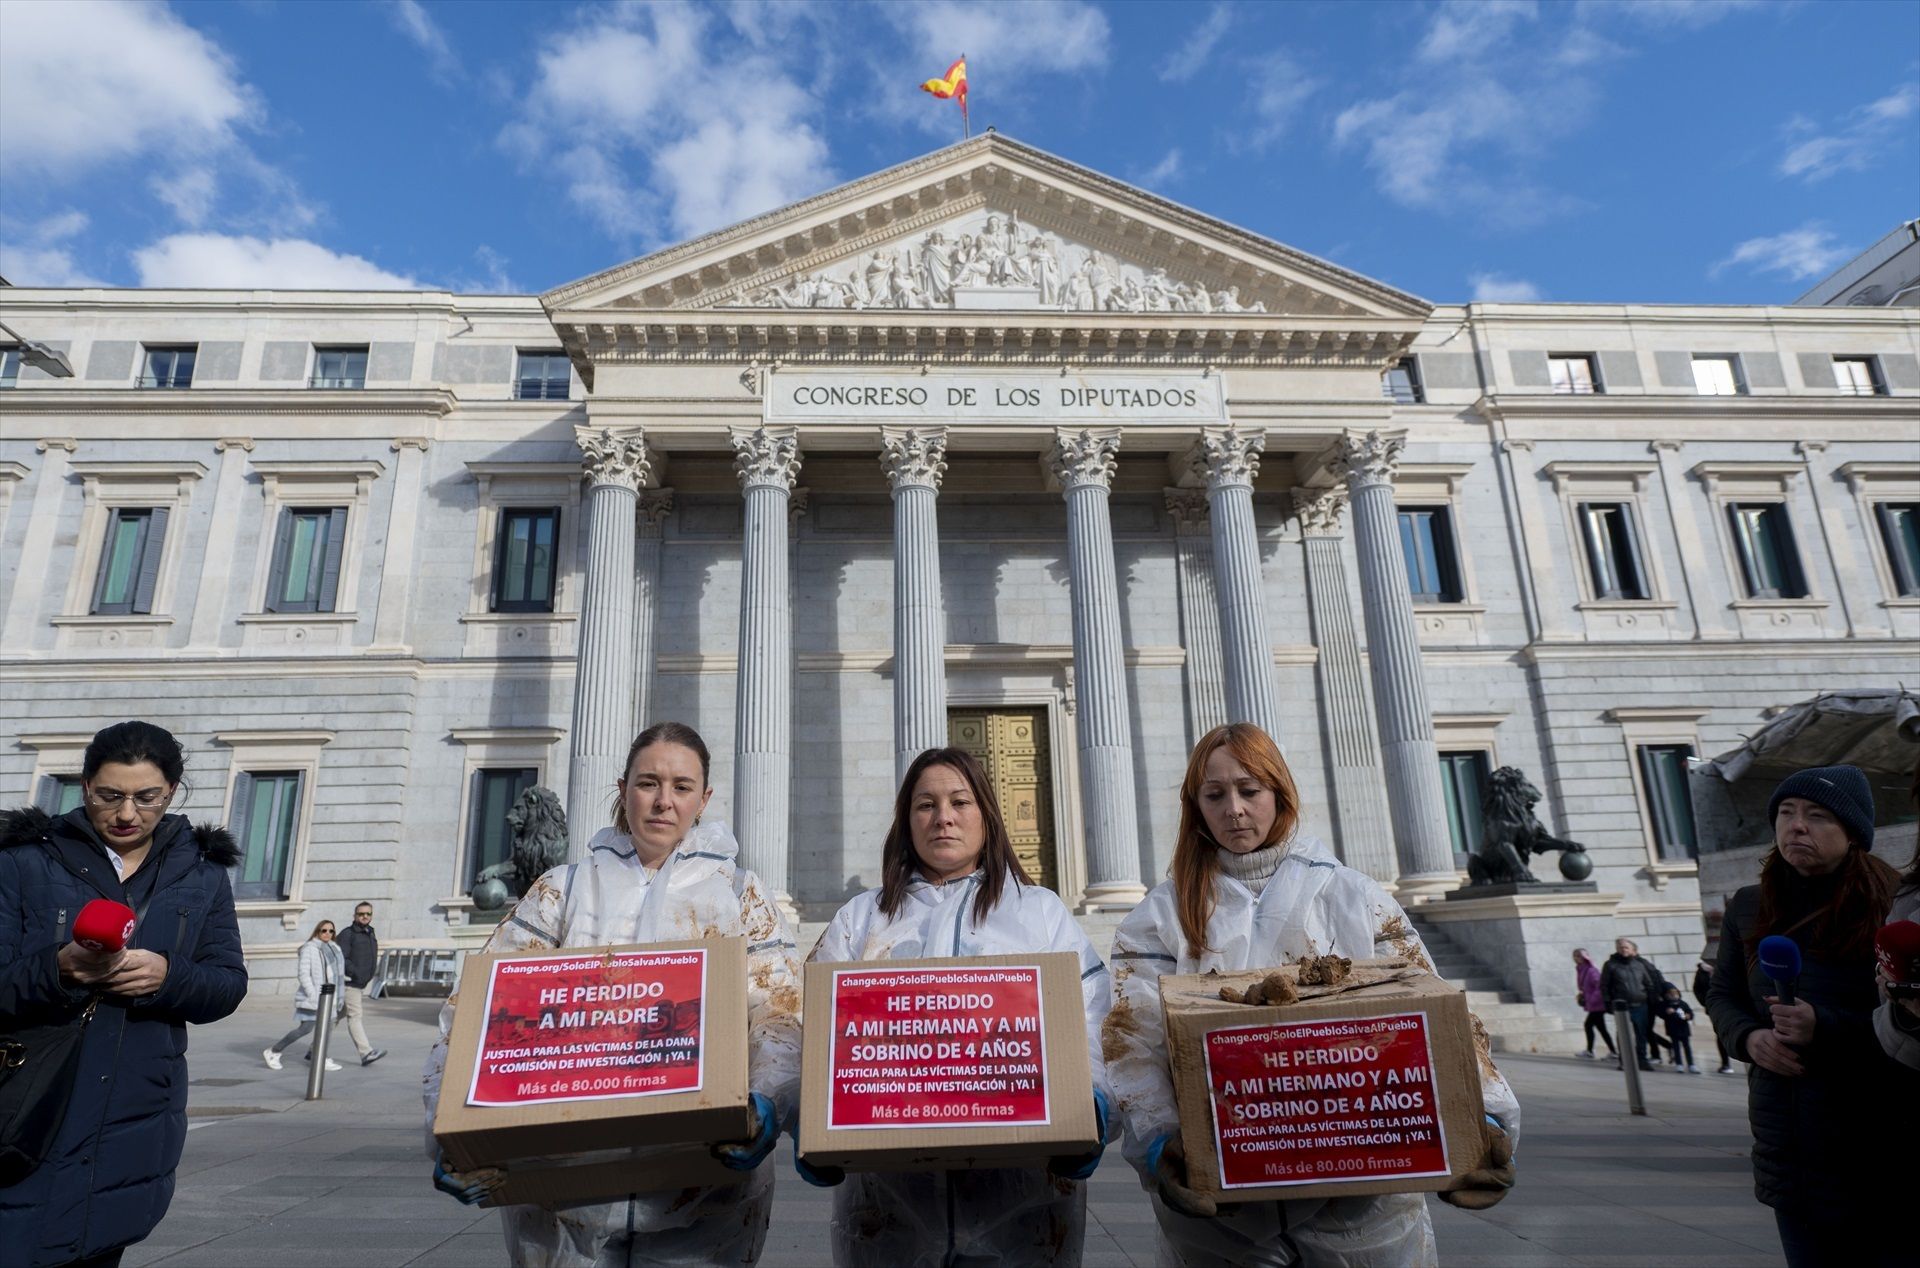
top-left (1694, 955), bottom-right (1735, 1074)
top-left (336, 901), bottom-right (385, 1066)
top-left (1602, 937), bottom-right (1662, 1071)
top-left (1656, 984), bottom-right (1700, 1072)
top-left (1707, 764), bottom-right (1908, 1268)
top-left (263, 920), bottom-right (344, 1072)
top-left (1573, 947), bottom-right (1617, 1061)
top-left (0, 720), bottom-right (247, 1268)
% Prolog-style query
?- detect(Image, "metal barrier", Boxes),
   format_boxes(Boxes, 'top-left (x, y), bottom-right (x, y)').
top-left (1614, 1003), bottom-right (1647, 1116)
top-left (306, 983), bottom-right (336, 1101)
top-left (371, 947), bottom-right (460, 998)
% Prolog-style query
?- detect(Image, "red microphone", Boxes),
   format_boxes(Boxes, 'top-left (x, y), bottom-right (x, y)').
top-left (73, 899), bottom-right (137, 954)
top-left (1878, 920), bottom-right (1920, 1000)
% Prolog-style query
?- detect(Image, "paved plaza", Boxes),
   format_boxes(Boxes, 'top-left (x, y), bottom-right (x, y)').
top-left (126, 995), bottom-right (1785, 1268)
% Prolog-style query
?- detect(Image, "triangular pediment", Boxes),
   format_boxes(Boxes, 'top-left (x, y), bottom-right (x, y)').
top-left (543, 134), bottom-right (1429, 322)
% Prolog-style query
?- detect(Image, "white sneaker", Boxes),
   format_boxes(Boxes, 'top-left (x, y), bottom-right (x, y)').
top-left (1687, 1065), bottom-right (1702, 1074)
top-left (1577, 1050), bottom-right (1595, 1059)
top-left (263, 1048), bottom-right (282, 1070)
top-left (323, 1059), bottom-right (344, 1072)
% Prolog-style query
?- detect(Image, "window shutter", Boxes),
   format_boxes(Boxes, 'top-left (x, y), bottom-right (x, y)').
top-left (131, 506), bottom-right (169, 614)
top-left (265, 508), bottom-right (294, 613)
top-left (33, 774), bottom-right (59, 814)
top-left (229, 772), bottom-right (255, 881)
top-left (317, 507), bottom-right (348, 612)
top-left (1617, 504), bottom-right (1648, 600)
top-left (1432, 509), bottom-right (1462, 601)
top-left (91, 512), bottom-right (120, 613)
top-left (1772, 509), bottom-right (1808, 599)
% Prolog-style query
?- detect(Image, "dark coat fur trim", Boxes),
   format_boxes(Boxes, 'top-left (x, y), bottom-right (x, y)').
top-left (0, 806), bottom-right (238, 867)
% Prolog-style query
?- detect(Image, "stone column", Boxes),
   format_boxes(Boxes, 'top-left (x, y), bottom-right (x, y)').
top-left (566, 427), bottom-right (653, 857)
top-left (1650, 440), bottom-right (1727, 640)
top-left (632, 488), bottom-right (674, 728)
top-left (731, 426), bottom-right (801, 912)
top-left (1797, 440), bottom-right (1884, 638)
top-left (1332, 431), bottom-right (1456, 897)
top-left (881, 428), bottom-right (950, 781)
top-left (1165, 489), bottom-right (1226, 746)
top-left (1, 439), bottom-right (77, 653)
top-left (1197, 427), bottom-right (1282, 743)
top-left (370, 436), bottom-right (430, 653)
top-left (187, 438), bottom-right (253, 650)
top-left (1048, 429), bottom-right (1145, 910)
top-left (1293, 486), bottom-right (1397, 883)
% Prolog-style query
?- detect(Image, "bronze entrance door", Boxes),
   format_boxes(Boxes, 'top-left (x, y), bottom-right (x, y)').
top-left (946, 708), bottom-right (1059, 891)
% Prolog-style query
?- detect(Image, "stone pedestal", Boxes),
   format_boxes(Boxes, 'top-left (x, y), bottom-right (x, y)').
top-left (1443, 881), bottom-right (1599, 901)
top-left (1416, 890), bottom-right (1622, 1029)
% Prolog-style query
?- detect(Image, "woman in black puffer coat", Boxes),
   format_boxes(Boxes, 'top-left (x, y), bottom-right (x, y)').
top-left (0, 722), bottom-right (247, 1268)
top-left (1707, 764), bottom-right (1911, 1268)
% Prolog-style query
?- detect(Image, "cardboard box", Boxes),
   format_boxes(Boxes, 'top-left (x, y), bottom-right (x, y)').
top-left (433, 938), bottom-right (753, 1207)
top-left (1160, 960), bottom-right (1488, 1203)
top-left (798, 952), bottom-right (1099, 1173)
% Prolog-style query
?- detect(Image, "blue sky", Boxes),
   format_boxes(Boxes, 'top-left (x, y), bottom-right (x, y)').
top-left (2, 0), bottom-right (1915, 304)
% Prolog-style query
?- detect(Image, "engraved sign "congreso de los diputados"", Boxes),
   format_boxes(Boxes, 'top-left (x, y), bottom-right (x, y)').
top-left (765, 371), bottom-right (1228, 425)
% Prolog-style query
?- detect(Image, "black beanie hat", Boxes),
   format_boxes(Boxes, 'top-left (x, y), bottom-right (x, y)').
top-left (1767, 764), bottom-right (1875, 852)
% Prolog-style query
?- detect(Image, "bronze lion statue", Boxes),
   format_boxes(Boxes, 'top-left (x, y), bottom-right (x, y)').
top-left (1468, 766), bottom-right (1589, 886)
top-left (471, 785), bottom-right (568, 909)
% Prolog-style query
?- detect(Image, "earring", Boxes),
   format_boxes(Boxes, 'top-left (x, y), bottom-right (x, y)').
top-left (694, 815), bottom-right (702, 826)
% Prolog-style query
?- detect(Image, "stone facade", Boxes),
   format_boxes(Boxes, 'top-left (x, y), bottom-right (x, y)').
top-left (3, 136), bottom-right (1916, 990)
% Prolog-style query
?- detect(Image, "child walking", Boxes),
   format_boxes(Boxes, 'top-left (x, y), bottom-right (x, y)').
top-left (1656, 983), bottom-right (1700, 1073)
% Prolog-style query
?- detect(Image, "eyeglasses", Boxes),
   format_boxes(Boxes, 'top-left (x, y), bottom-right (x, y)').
top-left (354, 911), bottom-right (372, 919)
top-left (86, 788), bottom-right (171, 811)
top-left (318, 928), bottom-right (336, 936)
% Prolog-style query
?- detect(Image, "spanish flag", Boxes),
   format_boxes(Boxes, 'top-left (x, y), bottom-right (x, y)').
top-left (920, 55), bottom-right (969, 134)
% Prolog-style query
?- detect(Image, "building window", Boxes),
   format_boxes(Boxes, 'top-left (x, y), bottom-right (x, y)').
top-left (1381, 358), bottom-right (1423, 404)
top-left (1397, 506), bottom-right (1464, 603)
top-left (139, 344), bottom-right (196, 388)
top-left (1833, 356), bottom-right (1886, 396)
top-left (265, 507), bottom-right (348, 613)
top-left (310, 346), bottom-right (369, 390)
top-left (1875, 502), bottom-right (1920, 596)
top-left (467, 767), bottom-right (538, 892)
top-left (1, 346), bottom-right (20, 388)
top-left (1637, 744), bottom-right (1698, 861)
top-left (1726, 503), bottom-right (1807, 599)
top-left (1437, 751), bottom-right (1490, 869)
top-left (89, 507), bottom-right (170, 615)
top-left (1577, 502), bottom-right (1649, 600)
top-left (230, 770), bottom-right (304, 900)
top-left (491, 507), bottom-right (560, 613)
top-left (1548, 354), bottom-right (1599, 395)
top-left (35, 774), bottom-right (85, 815)
top-left (1691, 355), bottom-right (1744, 396)
top-left (516, 351), bottom-right (572, 401)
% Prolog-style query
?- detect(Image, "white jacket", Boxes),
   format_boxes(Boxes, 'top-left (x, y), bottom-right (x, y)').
top-left (1104, 835), bottom-right (1521, 1268)
top-left (421, 822), bottom-right (802, 1268)
top-left (293, 937), bottom-right (343, 1015)
top-left (808, 871), bottom-right (1112, 1268)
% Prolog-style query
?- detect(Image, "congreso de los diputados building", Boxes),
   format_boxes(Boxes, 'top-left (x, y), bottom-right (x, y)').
top-left (3, 136), bottom-right (1916, 1043)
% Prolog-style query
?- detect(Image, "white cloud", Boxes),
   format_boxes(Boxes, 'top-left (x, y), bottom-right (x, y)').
top-left (0, 212), bottom-right (106, 287)
top-left (506, 4), bottom-right (837, 244)
top-left (131, 234), bottom-right (420, 289)
top-left (1137, 148), bottom-right (1183, 188)
top-left (152, 168), bottom-right (219, 227)
top-left (885, 0), bottom-right (1111, 77)
top-left (1245, 50), bottom-right (1322, 147)
top-left (1159, 5), bottom-right (1232, 83)
top-left (1779, 85), bottom-right (1920, 183)
top-left (389, 0), bottom-right (459, 82)
top-left (1711, 224), bottom-right (1850, 283)
top-left (1590, 0), bottom-right (1766, 29)
top-left (1469, 272), bottom-right (1543, 302)
top-left (0, 0), bottom-right (255, 180)
top-left (1418, 0), bottom-right (1537, 64)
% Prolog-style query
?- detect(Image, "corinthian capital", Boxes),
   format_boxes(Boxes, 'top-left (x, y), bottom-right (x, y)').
top-left (730, 426), bottom-right (801, 491)
top-left (879, 427), bottom-right (949, 492)
top-left (576, 426), bottom-right (654, 490)
top-left (1164, 488), bottom-right (1210, 536)
top-left (1290, 486), bottom-right (1348, 537)
top-left (1195, 426), bottom-right (1265, 490)
top-left (1046, 428), bottom-right (1121, 492)
top-left (636, 488), bottom-right (676, 536)
top-left (1330, 430), bottom-right (1404, 489)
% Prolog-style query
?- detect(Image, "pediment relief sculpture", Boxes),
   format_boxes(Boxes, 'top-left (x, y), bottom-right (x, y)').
top-left (721, 209), bottom-right (1269, 314)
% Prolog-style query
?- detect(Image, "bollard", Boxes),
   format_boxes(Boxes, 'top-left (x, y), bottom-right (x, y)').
top-left (306, 983), bottom-right (337, 1101)
top-left (1613, 1003), bottom-right (1646, 1116)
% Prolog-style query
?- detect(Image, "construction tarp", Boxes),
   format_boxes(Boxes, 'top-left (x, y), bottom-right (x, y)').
top-left (1697, 689), bottom-right (1920, 783)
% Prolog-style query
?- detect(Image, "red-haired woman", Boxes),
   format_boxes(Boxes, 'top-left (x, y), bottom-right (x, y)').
top-left (1103, 723), bottom-right (1521, 1266)
top-left (802, 747), bottom-right (1112, 1267)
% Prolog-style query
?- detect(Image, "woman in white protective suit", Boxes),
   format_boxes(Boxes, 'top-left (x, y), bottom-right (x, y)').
top-left (423, 722), bottom-right (802, 1268)
top-left (798, 746), bottom-right (1114, 1267)
top-left (1103, 723), bottom-right (1522, 1268)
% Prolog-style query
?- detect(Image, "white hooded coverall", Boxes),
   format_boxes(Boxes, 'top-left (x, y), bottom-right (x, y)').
top-left (422, 823), bottom-right (802, 1268)
top-left (807, 870), bottom-right (1113, 1268)
top-left (1103, 835), bottom-right (1523, 1268)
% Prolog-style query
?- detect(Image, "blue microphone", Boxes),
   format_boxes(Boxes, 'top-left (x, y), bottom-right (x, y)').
top-left (1756, 935), bottom-right (1802, 1008)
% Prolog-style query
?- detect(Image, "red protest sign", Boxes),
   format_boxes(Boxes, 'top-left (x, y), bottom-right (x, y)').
top-left (1203, 1011), bottom-right (1450, 1189)
top-left (826, 964), bottom-right (1050, 1129)
top-left (466, 948), bottom-right (708, 1107)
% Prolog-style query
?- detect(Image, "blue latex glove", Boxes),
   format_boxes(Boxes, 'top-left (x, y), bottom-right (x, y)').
top-left (793, 1138), bottom-right (846, 1188)
top-left (713, 1092), bottom-right (779, 1171)
top-left (1048, 1088), bottom-right (1111, 1180)
top-left (432, 1151), bottom-right (501, 1206)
